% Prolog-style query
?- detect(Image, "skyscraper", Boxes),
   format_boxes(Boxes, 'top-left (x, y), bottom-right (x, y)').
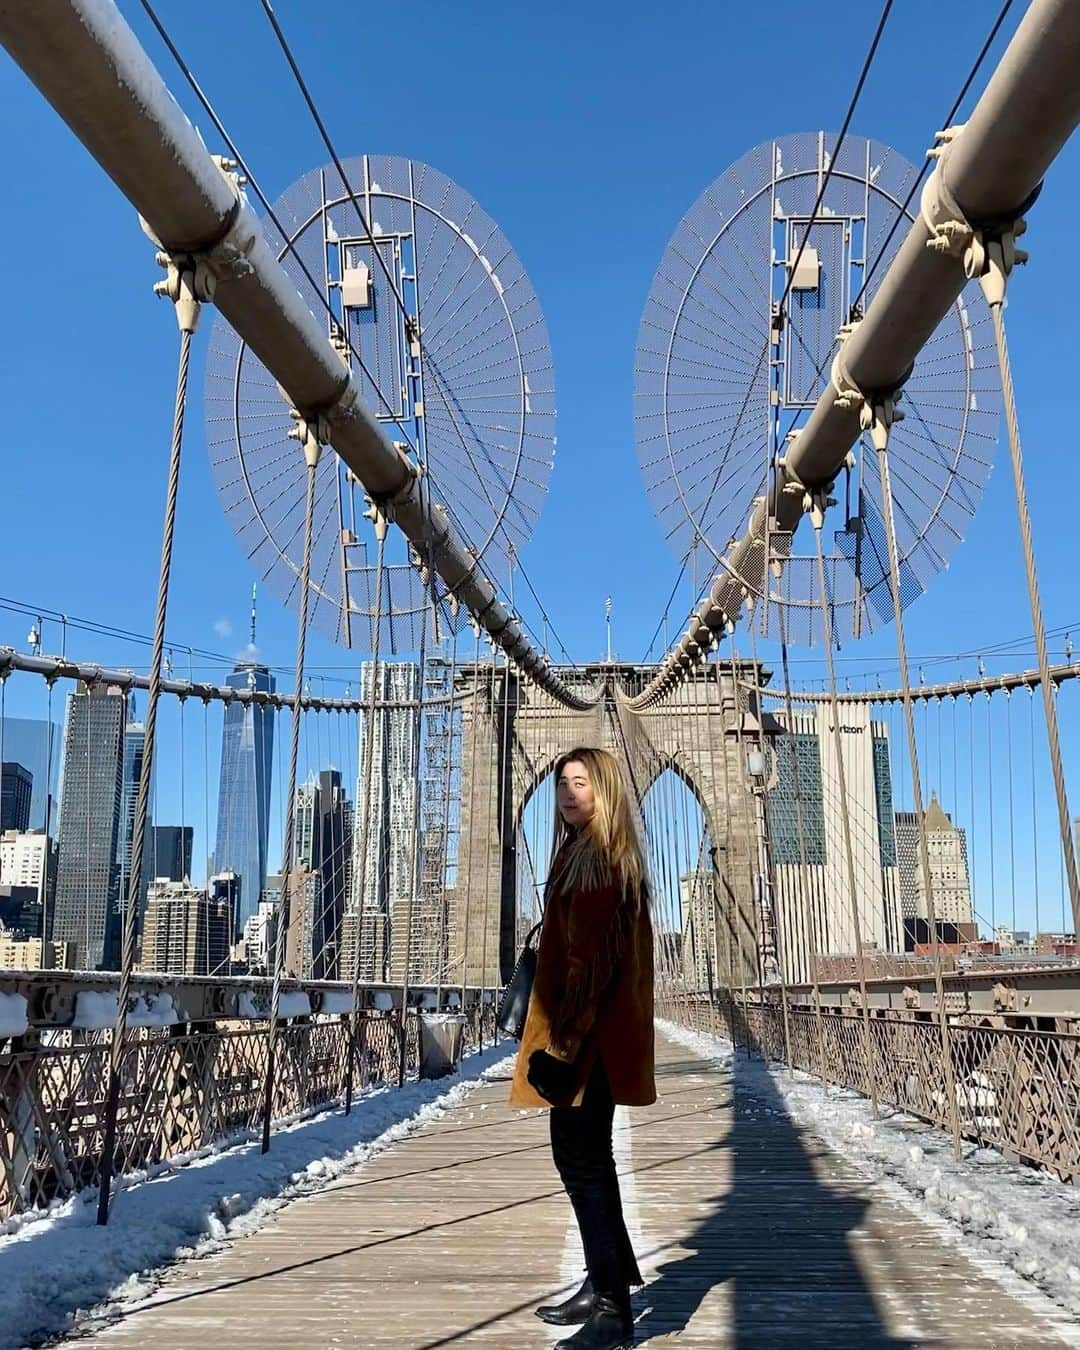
top-left (0, 828), bottom-right (54, 940)
top-left (347, 662), bottom-right (420, 981)
top-left (895, 796), bottom-right (974, 940)
top-left (139, 878), bottom-right (231, 976)
top-left (152, 825), bottom-right (194, 882)
top-left (53, 683), bottom-right (126, 969)
top-left (293, 769), bottom-right (352, 979)
top-left (1, 762), bottom-right (32, 833)
top-left (214, 662), bottom-right (276, 936)
top-left (767, 704), bottom-right (902, 982)
top-left (116, 710), bottom-right (153, 929)
top-left (0, 717), bottom-right (60, 830)
top-left (262, 868), bottom-right (321, 979)
top-left (680, 871), bottom-right (718, 991)
top-left (351, 662), bottom-right (419, 913)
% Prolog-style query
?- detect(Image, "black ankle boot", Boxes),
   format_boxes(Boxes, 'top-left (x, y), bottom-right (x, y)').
top-left (535, 1276), bottom-right (595, 1326)
top-left (554, 1294), bottom-right (634, 1349)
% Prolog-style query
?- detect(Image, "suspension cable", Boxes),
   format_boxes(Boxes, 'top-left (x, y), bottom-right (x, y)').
top-left (344, 517), bottom-right (388, 1114)
top-left (870, 402), bottom-right (962, 1159)
top-left (97, 267), bottom-right (204, 1224)
top-left (982, 256), bottom-right (1080, 933)
top-left (262, 424), bottom-right (322, 1153)
top-left (808, 509), bottom-right (878, 1115)
top-left (747, 616), bottom-right (793, 1070)
top-left (777, 600), bottom-right (828, 1088)
top-left (641, 0), bottom-right (896, 661)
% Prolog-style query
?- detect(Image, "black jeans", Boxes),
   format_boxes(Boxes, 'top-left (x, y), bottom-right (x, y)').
top-left (549, 1059), bottom-right (642, 1300)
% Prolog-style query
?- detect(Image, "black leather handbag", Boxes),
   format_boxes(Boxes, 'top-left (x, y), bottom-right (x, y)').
top-left (496, 920), bottom-right (542, 1039)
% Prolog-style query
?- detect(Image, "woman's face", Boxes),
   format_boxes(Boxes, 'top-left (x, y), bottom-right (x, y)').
top-left (557, 759), bottom-right (596, 828)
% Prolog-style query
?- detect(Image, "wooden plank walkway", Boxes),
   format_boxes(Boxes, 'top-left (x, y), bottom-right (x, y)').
top-left (72, 1033), bottom-right (1079, 1348)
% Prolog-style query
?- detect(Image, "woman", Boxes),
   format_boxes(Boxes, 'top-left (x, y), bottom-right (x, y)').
top-left (510, 746), bottom-right (655, 1350)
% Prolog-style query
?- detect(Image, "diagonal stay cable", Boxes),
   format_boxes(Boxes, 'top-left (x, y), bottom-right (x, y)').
top-left (645, 0), bottom-right (1015, 666)
top-left (640, 0), bottom-right (896, 662)
top-left (260, 0), bottom-right (573, 679)
top-left (139, 0), bottom-right (418, 452)
top-left (142, 1), bottom-right (567, 680)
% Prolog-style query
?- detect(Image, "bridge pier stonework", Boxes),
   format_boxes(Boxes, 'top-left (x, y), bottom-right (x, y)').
top-left (451, 662), bottom-right (763, 991)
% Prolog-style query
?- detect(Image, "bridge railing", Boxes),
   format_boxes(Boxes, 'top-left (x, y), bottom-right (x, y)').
top-left (663, 993), bottom-right (1080, 1182)
top-left (0, 992), bottom-right (497, 1219)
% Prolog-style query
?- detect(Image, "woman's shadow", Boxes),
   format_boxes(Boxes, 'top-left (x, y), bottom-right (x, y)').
top-left (631, 1051), bottom-right (924, 1347)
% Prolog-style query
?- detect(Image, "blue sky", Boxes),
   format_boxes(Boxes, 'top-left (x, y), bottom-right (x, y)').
top-left (2, 1), bottom-right (1078, 934)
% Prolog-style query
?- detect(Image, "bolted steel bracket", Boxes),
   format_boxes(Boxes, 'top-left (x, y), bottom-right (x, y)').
top-left (800, 485), bottom-right (836, 531)
top-left (921, 127), bottom-right (1029, 286)
top-left (978, 223), bottom-right (1029, 308)
top-left (153, 252), bottom-right (216, 334)
top-left (862, 394), bottom-right (905, 454)
top-left (363, 496), bottom-right (391, 540)
top-left (287, 409), bottom-right (330, 469)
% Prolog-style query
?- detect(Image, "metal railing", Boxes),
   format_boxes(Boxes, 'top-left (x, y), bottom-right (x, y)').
top-left (0, 1000), bottom-right (497, 1218)
top-left (663, 993), bottom-right (1080, 1182)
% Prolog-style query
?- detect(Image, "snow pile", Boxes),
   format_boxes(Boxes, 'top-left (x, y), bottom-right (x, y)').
top-left (0, 1042), bottom-right (514, 1348)
top-left (128, 993), bottom-right (178, 1028)
top-left (317, 991), bottom-right (354, 1015)
top-left (0, 992), bottom-right (27, 1039)
top-left (72, 991), bottom-right (179, 1031)
top-left (659, 1018), bottom-right (1080, 1320)
top-left (237, 989), bottom-right (310, 1020)
top-left (72, 991), bottom-right (118, 1031)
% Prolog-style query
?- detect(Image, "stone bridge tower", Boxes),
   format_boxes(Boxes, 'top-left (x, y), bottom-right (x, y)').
top-left (450, 661), bottom-right (767, 990)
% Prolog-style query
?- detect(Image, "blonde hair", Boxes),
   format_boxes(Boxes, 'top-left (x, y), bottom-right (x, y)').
top-left (550, 746), bottom-right (647, 901)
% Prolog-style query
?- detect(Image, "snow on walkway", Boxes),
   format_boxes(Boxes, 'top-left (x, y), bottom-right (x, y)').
top-left (0, 1043), bottom-right (514, 1349)
top-left (660, 1018), bottom-right (1080, 1330)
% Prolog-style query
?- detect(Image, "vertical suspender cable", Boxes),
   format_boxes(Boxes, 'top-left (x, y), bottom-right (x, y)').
top-left (871, 410), bottom-right (962, 1158)
top-left (345, 519), bottom-right (387, 1115)
top-left (396, 574), bottom-right (432, 1085)
top-left (778, 613), bottom-right (827, 1086)
top-left (98, 269), bottom-right (202, 1223)
top-left (477, 643), bottom-right (499, 1044)
top-left (435, 614), bottom-right (459, 1005)
top-left (726, 639), bottom-right (760, 1050)
top-left (748, 618), bottom-right (793, 1071)
top-left (809, 510), bottom-right (878, 1116)
top-left (261, 427), bottom-right (321, 1154)
top-left (459, 626), bottom-right (483, 1036)
top-left (987, 692), bottom-right (997, 934)
top-left (983, 260), bottom-right (1080, 933)
top-left (711, 661), bottom-right (741, 1047)
top-left (1029, 688), bottom-right (1041, 938)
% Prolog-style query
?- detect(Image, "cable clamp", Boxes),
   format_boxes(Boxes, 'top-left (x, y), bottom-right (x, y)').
top-left (362, 497), bottom-right (391, 539)
top-left (802, 487), bottom-right (839, 531)
top-left (921, 128), bottom-right (1030, 286)
top-left (153, 252), bottom-right (215, 334)
top-left (287, 410), bottom-right (329, 468)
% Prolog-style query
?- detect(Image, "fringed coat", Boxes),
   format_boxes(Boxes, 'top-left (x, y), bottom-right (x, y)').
top-left (509, 857), bottom-right (656, 1110)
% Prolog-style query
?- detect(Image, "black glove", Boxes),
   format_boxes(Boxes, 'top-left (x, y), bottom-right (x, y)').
top-left (527, 1049), bottom-right (577, 1103)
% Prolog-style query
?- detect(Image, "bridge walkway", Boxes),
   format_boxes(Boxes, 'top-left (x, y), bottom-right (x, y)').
top-left (70, 1033), bottom-right (1077, 1348)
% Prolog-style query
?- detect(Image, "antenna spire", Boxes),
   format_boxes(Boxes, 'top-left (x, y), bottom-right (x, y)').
top-left (250, 581), bottom-right (257, 652)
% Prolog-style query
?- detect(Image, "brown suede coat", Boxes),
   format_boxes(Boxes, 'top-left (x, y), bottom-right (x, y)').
top-left (509, 856), bottom-right (656, 1110)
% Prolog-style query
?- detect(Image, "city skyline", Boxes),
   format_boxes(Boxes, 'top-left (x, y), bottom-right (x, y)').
top-left (2, 653), bottom-right (1072, 979)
